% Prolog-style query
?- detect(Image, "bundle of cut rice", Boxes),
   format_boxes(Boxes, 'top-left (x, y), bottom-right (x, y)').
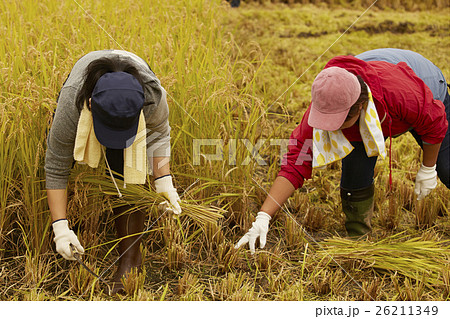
top-left (319, 233), bottom-right (450, 287)
top-left (82, 174), bottom-right (224, 227)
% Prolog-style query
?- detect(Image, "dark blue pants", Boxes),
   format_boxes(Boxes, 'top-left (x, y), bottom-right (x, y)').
top-left (226, 0), bottom-right (240, 7)
top-left (105, 148), bottom-right (125, 181)
top-left (341, 90), bottom-right (450, 190)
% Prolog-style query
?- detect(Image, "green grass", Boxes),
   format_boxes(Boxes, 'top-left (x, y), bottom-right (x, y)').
top-left (0, 0), bottom-right (449, 301)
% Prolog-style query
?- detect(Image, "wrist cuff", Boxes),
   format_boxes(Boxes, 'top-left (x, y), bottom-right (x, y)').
top-left (154, 174), bottom-right (171, 181)
top-left (155, 175), bottom-right (175, 192)
top-left (421, 163), bottom-right (436, 171)
top-left (52, 218), bottom-right (67, 224)
top-left (257, 211), bottom-right (272, 221)
top-left (52, 219), bottom-right (69, 233)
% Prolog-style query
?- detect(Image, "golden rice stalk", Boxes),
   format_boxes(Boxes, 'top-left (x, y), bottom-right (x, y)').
top-left (82, 174), bottom-right (224, 227)
top-left (319, 233), bottom-right (450, 288)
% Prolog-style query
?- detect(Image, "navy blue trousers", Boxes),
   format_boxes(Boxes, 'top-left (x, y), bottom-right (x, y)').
top-left (226, 0), bottom-right (240, 7)
top-left (105, 148), bottom-right (125, 181)
top-left (341, 90), bottom-right (450, 190)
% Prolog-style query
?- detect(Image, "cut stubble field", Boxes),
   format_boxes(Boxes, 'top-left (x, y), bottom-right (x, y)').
top-left (0, 0), bottom-right (449, 301)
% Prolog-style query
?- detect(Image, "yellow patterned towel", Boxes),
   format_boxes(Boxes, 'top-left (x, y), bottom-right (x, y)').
top-left (312, 86), bottom-right (386, 168)
top-left (124, 116), bottom-right (147, 185)
top-left (74, 106), bottom-right (101, 167)
top-left (74, 105), bottom-right (147, 184)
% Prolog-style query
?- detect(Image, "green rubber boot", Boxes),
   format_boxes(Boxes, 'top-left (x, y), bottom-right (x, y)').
top-left (340, 184), bottom-right (374, 238)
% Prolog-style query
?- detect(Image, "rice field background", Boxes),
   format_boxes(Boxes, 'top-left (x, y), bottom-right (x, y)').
top-left (0, 0), bottom-right (449, 301)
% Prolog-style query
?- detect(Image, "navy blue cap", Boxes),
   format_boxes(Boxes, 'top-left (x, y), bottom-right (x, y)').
top-left (91, 72), bottom-right (145, 149)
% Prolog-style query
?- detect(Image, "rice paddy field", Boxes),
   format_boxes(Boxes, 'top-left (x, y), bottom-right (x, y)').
top-left (0, 0), bottom-right (449, 301)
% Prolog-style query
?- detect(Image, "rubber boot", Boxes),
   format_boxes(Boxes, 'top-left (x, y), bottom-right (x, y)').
top-left (340, 184), bottom-right (374, 238)
top-left (110, 205), bottom-right (145, 294)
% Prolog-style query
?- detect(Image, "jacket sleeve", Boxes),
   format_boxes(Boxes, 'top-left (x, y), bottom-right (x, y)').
top-left (386, 62), bottom-right (448, 144)
top-left (143, 85), bottom-right (171, 158)
top-left (44, 87), bottom-right (79, 189)
top-left (277, 107), bottom-right (314, 189)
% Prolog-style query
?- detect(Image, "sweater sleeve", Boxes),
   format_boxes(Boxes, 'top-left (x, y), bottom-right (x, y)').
top-left (143, 84), bottom-right (171, 158)
top-left (277, 108), bottom-right (314, 189)
top-left (385, 62), bottom-right (447, 144)
top-left (44, 87), bottom-right (80, 189)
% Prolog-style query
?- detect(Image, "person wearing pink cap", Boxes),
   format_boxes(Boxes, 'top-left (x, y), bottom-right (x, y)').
top-left (236, 49), bottom-right (448, 253)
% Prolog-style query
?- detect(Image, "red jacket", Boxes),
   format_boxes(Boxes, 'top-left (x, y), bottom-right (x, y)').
top-left (278, 55), bottom-right (448, 189)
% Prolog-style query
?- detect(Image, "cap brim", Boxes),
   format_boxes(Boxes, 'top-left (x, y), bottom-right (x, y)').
top-left (92, 115), bottom-right (139, 149)
top-left (308, 102), bottom-right (350, 131)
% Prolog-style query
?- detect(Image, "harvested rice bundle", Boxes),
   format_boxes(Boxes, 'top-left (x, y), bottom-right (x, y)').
top-left (319, 233), bottom-right (450, 287)
top-left (83, 174), bottom-right (224, 227)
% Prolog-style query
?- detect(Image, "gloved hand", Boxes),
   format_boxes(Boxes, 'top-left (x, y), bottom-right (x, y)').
top-left (155, 175), bottom-right (182, 215)
top-left (414, 163), bottom-right (438, 200)
top-left (235, 211), bottom-right (271, 254)
top-left (52, 219), bottom-right (84, 261)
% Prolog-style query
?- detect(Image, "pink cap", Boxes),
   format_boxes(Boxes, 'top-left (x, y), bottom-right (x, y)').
top-left (308, 67), bottom-right (361, 131)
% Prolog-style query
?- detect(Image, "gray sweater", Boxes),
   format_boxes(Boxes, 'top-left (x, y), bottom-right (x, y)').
top-left (45, 50), bottom-right (171, 189)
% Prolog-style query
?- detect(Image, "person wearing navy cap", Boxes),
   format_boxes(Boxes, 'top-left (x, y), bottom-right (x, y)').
top-left (45, 50), bottom-right (181, 294)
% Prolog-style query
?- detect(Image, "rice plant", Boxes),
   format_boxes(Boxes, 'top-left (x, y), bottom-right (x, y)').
top-left (0, 0), bottom-right (448, 301)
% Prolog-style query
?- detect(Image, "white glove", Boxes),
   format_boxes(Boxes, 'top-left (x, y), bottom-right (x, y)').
top-left (414, 164), bottom-right (438, 200)
top-left (235, 212), bottom-right (271, 254)
top-left (155, 175), bottom-right (182, 215)
top-left (52, 219), bottom-right (84, 261)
